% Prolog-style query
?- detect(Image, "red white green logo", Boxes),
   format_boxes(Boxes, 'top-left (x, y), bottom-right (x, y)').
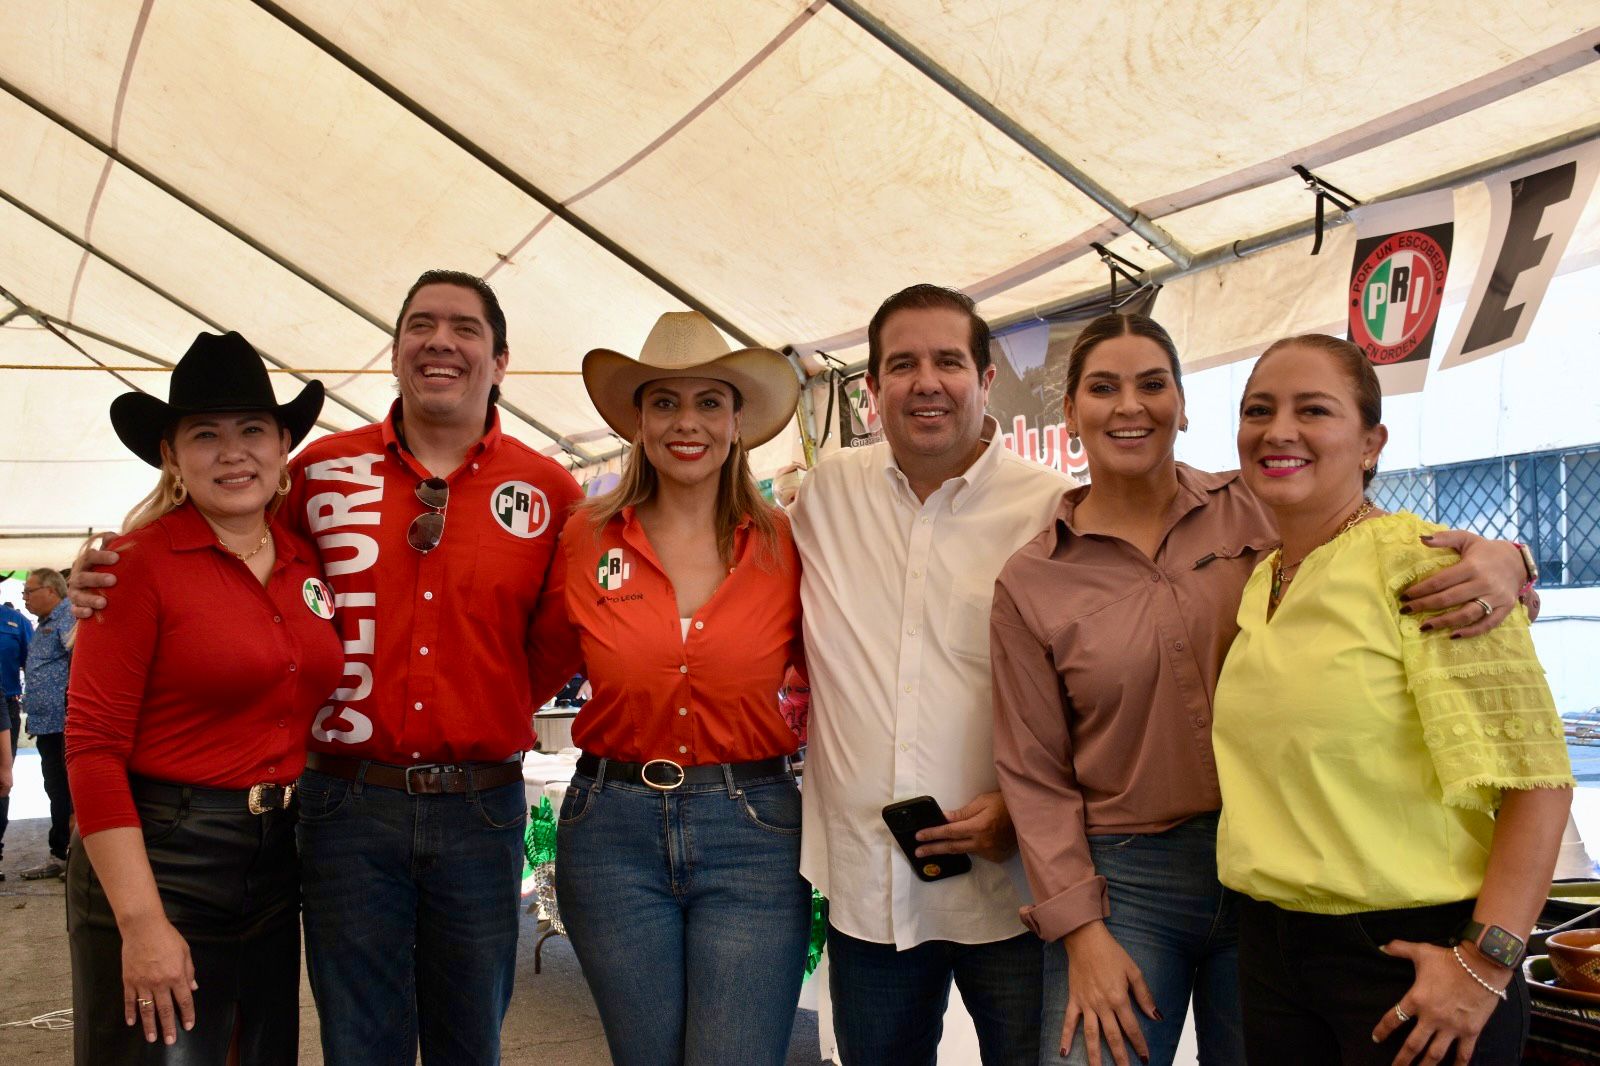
top-left (1349, 231), bottom-right (1449, 364)
top-left (302, 578), bottom-right (334, 619)
top-left (596, 548), bottom-right (631, 590)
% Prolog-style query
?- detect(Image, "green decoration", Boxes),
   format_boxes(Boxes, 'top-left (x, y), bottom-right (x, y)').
top-left (805, 892), bottom-right (828, 980)
top-left (524, 795), bottom-right (558, 873)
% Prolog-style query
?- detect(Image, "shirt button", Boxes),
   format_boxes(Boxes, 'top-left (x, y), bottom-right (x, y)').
top-left (921, 517), bottom-right (930, 525)
top-left (278, 720), bottom-right (285, 728)
top-left (911, 570), bottom-right (921, 579)
top-left (694, 620), bottom-right (704, 630)
top-left (471, 463), bottom-right (479, 471)
top-left (273, 616), bottom-right (282, 623)
top-left (412, 752), bottom-right (422, 759)
top-left (288, 663), bottom-right (297, 673)
top-left (1194, 716), bottom-right (1207, 727)
top-left (420, 646), bottom-right (430, 656)
top-left (899, 743), bottom-right (909, 752)
top-left (908, 627), bottom-right (918, 636)
top-left (678, 708), bottom-right (688, 717)
top-left (1174, 641), bottom-right (1184, 651)
top-left (1149, 573), bottom-right (1160, 583)
top-left (679, 664), bottom-right (688, 674)
top-left (678, 745), bottom-right (687, 754)
top-left (267, 766), bottom-right (276, 775)
top-left (414, 702), bottom-right (423, 711)
top-left (903, 684), bottom-right (913, 694)
top-left (424, 591), bottom-right (434, 601)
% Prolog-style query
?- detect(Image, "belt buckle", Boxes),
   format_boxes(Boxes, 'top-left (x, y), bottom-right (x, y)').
top-left (247, 782), bottom-right (292, 815)
top-left (405, 763), bottom-right (455, 795)
top-left (641, 759), bottom-right (686, 792)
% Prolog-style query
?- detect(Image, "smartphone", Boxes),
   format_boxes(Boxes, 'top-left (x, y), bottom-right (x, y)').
top-left (881, 796), bottom-right (971, 882)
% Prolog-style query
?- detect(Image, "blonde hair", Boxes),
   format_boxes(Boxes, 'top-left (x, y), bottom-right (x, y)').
top-left (580, 426), bottom-right (781, 567)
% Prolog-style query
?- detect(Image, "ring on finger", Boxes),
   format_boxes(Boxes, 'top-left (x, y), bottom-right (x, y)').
top-left (1394, 1006), bottom-right (1409, 1023)
top-left (137, 997), bottom-right (154, 1007)
top-left (1472, 596), bottom-right (1493, 617)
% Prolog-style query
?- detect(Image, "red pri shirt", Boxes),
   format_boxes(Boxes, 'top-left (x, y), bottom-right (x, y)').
top-left (67, 503), bottom-right (345, 834)
top-left (560, 507), bottom-right (803, 764)
top-left (284, 403), bottom-right (582, 764)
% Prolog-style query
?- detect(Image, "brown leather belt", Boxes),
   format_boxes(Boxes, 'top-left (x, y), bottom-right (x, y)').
top-left (305, 751), bottom-right (523, 795)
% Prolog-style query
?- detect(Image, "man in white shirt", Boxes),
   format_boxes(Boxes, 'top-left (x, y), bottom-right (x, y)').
top-left (792, 284), bottom-right (1071, 1065)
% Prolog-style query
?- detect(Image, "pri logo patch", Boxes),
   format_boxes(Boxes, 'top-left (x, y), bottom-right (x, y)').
top-left (596, 548), bottom-right (631, 590)
top-left (1349, 230), bottom-right (1449, 365)
top-left (490, 481), bottom-right (551, 539)
top-left (302, 578), bottom-right (335, 620)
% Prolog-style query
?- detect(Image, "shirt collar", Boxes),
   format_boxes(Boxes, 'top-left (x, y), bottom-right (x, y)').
top-left (879, 414), bottom-right (1004, 512)
top-left (382, 400), bottom-right (503, 468)
top-left (1053, 462), bottom-right (1241, 544)
top-left (159, 501), bottom-right (311, 566)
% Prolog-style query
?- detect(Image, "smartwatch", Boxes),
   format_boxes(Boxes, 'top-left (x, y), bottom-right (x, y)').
top-left (1459, 920), bottom-right (1526, 969)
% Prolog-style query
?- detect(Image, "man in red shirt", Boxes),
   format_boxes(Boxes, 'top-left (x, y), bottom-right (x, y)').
top-left (77, 270), bottom-right (582, 1065)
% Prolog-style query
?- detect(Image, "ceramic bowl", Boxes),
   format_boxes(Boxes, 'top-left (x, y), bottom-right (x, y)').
top-left (1546, 928), bottom-right (1600, 993)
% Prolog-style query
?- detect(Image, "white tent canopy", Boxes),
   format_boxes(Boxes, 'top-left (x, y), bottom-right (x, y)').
top-left (2, 1), bottom-right (1598, 568)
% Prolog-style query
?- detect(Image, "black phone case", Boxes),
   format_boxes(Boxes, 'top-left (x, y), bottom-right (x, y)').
top-left (882, 796), bottom-right (972, 882)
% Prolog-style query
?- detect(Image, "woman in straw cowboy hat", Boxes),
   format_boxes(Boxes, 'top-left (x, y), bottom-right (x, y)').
top-left (64, 332), bottom-right (343, 1065)
top-left (553, 311), bottom-right (810, 1065)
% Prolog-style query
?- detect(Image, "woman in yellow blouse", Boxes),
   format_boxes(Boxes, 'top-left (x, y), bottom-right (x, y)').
top-left (1213, 334), bottom-right (1573, 1066)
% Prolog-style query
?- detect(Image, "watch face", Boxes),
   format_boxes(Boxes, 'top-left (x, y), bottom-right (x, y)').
top-left (1479, 925), bottom-right (1524, 966)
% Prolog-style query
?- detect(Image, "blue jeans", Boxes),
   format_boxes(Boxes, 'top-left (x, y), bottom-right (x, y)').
top-left (1046, 811), bottom-right (1243, 1066)
top-left (555, 765), bottom-right (811, 1066)
top-left (296, 766), bottom-right (527, 1066)
top-left (827, 925), bottom-right (1043, 1066)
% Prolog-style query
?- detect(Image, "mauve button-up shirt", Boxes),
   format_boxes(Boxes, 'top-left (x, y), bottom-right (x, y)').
top-left (990, 464), bottom-right (1277, 943)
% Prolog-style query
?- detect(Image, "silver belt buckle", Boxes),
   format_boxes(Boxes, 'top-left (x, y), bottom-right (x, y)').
top-left (248, 782), bottom-right (293, 815)
top-left (641, 759), bottom-right (686, 792)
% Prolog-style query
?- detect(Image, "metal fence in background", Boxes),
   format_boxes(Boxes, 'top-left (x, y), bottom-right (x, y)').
top-left (1371, 444), bottom-right (1600, 588)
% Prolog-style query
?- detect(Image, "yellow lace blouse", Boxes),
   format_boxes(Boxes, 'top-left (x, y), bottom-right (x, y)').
top-left (1214, 512), bottom-right (1572, 914)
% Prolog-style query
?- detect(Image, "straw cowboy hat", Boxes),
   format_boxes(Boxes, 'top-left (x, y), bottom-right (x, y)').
top-left (110, 331), bottom-right (324, 468)
top-left (582, 312), bottom-right (800, 448)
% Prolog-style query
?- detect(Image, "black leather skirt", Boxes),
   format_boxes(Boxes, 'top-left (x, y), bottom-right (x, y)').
top-left (66, 779), bottom-right (301, 1065)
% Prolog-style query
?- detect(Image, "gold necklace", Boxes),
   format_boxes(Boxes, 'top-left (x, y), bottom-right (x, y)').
top-left (1270, 499), bottom-right (1373, 604)
top-left (220, 526), bottom-right (272, 562)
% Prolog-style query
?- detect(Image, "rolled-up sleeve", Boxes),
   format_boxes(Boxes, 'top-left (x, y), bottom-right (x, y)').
top-left (991, 580), bottom-right (1107, 942)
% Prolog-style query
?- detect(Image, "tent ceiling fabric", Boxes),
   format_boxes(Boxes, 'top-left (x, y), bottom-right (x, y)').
top-left (1, 0), bottom-right (1598, 563)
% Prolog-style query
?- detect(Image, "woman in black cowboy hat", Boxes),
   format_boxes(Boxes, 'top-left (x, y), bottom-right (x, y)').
top-left (64, 331), bottom-right (344, 1065)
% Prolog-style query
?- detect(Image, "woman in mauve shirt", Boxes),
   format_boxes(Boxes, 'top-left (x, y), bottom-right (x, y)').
top-left (65, 332), bottom-right (343, 1065)
top-left (990, 314), bottom-right (1531, 1066)
top-left (553, 312), bottom-right (808, 1066)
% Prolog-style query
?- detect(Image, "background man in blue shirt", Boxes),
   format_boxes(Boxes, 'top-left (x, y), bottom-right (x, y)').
top-left (20, 569), bottom-right (73, 881)
top-left (0, 598), bottom-right (30, 880)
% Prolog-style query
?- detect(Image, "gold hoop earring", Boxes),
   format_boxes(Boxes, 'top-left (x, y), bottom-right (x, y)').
top-left (277, 468), bottom-right (292, 495)
top-left (172, 475), bottom-right (188, 505)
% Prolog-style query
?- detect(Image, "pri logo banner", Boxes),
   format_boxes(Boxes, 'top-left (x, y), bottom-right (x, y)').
top-left (490, 481), bottom-right (551, 539)
top-left (596, 548), bottom-right (631, 590)
top-left (1347, 191), bottom-right (1453, 395)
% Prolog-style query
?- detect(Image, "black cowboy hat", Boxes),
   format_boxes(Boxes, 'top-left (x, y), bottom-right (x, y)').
top-left (110, 331), bottom-right (324, 468)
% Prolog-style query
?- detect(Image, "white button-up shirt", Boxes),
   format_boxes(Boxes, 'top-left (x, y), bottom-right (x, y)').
top-left (793, 418), bottom-right (1071, 948)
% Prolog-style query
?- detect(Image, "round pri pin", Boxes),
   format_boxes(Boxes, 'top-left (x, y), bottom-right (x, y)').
top-left (302, 578), bottom-right (335, 620)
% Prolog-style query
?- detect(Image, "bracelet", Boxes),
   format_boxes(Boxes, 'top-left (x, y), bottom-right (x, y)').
top-left (1453, 945), bottom-right (1508, 1001)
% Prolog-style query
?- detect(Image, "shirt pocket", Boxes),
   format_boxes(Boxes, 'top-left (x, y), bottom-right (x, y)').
top-left (942, 577), bottom-right (996, 663)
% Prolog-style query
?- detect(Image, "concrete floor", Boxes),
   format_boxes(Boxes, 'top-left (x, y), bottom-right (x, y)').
top-left (0, 750), bottom-right (821, 1064)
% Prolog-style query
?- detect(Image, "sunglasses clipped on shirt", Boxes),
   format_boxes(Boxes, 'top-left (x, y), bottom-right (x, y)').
top-left (407, 477), bottom-right (450, 553)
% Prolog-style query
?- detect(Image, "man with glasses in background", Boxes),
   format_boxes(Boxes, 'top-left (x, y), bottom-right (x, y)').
top-left (73, 270), bottom-right (582, 1064)
top-left (19, 569), bottom-right (74, 882)
top-left (0, 593), bottom-right (31, 880)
